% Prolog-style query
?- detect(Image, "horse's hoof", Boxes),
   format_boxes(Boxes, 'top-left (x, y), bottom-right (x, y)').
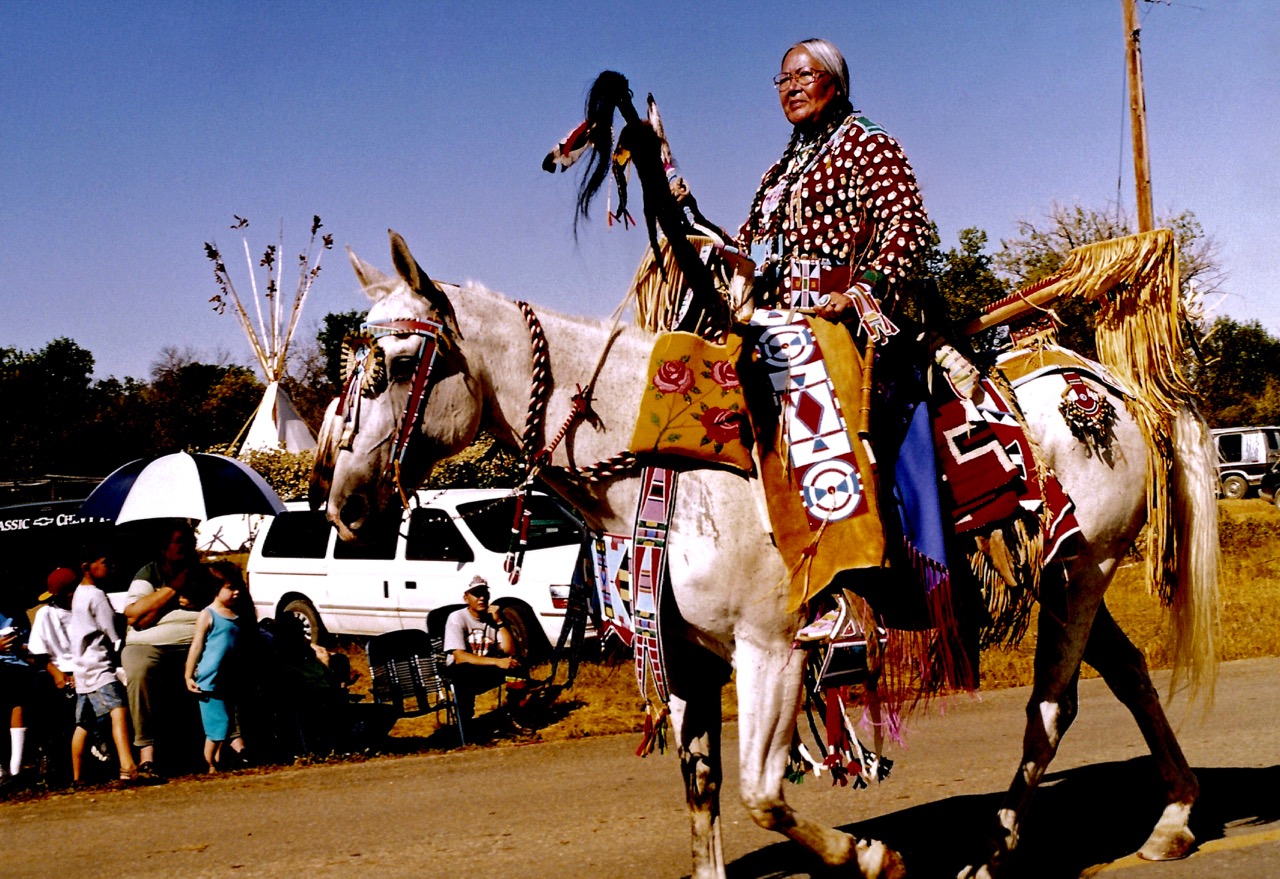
top-left (877, 846), bottom-right (907, 879)
top-left (855, 838), bottom-right (905, 879)
top-left (1138, 825), bottom-right (1195, 861)
top-left (1138, 801), bottom-right (1196, 861)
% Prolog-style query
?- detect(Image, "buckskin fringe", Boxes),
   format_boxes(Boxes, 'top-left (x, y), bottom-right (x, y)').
top-left (990, 230), bottom-right (1193, 605)
top-left (1049, 231), bottom-right (1192, 604)
top-left (630, 234), bottom-right (719, 332)
top-left (968, 510), bottom-right (1043, 649)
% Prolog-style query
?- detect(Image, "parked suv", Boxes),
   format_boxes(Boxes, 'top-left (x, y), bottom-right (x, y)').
top-left (247, 489), bottom-right (585, 659)
top-left (1212, 426), bottom-right (1280, 499)
top-left (1259, 461), bottom-right (1280, 508)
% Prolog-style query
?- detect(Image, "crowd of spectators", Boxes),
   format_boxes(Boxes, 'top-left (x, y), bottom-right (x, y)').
top-left (0, 520), bottom-right (385, 793)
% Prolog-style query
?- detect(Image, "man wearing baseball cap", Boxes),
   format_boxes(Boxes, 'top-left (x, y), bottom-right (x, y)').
top-left (441, 576), bottom-right (519, 724)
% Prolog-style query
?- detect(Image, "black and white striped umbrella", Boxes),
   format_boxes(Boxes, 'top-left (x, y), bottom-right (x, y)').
top-left (80, 452), bottom-right (286, 524)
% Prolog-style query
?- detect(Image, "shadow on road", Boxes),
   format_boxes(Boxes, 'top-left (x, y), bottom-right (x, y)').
top-left (722, 759), bottom-right (1280, 879)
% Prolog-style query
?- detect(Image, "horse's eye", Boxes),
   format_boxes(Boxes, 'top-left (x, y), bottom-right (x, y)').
top-left (390, 355), bottom-right (418, 383)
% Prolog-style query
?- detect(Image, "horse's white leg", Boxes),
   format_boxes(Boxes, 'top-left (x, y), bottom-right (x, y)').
top-left (1082, 604), bottom-right (1198, 860)
top-left (667, 682), bottom-right (726, 879)
top-left (734, 637), bottom-right (905, 879)
top-left (960, 565), bottom-right (1107, 879)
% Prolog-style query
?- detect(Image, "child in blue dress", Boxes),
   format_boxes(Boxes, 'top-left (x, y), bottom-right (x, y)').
top-left (184, 562), bottom-right (251, 773)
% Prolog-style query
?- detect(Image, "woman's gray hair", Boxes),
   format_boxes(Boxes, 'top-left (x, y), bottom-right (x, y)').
top-left (784, 38), bottom-right (850, 99)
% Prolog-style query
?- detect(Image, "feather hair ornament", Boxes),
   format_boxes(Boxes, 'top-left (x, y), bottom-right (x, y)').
top-left (542, 119), bottom-right (594, 173)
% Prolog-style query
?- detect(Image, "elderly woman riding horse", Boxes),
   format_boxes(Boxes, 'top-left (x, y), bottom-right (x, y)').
top-left (313, 45), bottom-right (1217, 879)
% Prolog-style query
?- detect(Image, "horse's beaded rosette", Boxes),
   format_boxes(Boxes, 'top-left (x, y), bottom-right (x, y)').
top-left (1057, 369), bottom-right (1118, 455)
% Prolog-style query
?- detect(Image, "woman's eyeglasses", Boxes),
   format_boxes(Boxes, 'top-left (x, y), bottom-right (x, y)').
top-left (773, 69), bottom-right (827, 90)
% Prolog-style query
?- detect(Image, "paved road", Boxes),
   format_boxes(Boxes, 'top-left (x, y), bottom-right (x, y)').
top-left (3, 657), bottom-right (1277, 879)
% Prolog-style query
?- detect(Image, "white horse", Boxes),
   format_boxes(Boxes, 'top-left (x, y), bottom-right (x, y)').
top-left (314, 231), bottom-right (1218, 879)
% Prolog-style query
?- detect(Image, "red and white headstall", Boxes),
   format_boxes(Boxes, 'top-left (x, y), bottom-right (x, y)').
top-left (337, 317), bottom-right (445, 504)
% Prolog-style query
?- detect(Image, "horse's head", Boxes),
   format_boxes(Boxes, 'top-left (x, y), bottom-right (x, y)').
top-left (314, 230), bottom-right (483, 542)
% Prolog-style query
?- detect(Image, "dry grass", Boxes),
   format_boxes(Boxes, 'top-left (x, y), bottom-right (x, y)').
top-left (981, 499), bottom-right (1280, 688)
top-left (338, 500), bottom-right (1280, 750)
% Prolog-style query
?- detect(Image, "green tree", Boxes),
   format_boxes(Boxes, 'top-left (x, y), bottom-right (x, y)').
top-left (0, 338), bottom-right (97, 475)
top-left (993, 204), bottom-right (1222, 358)
top-left (918, 226), bottom-right (1010, 352)
top-left (423, 431), bottom-right (523, 489)
top-left (1192, 317), bottom-right (1280, 427)
top-left (145, 347), bottom-right (262, 454)
top-left (317, 310), bottom-right (365, 391)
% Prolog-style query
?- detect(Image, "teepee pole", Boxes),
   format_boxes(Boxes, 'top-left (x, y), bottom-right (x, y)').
top-left (242, 236), bottom-right (271, 374)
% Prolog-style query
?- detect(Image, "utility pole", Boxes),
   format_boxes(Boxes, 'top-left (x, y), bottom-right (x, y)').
top-left (1123, 0), bottom-right (1155, 232)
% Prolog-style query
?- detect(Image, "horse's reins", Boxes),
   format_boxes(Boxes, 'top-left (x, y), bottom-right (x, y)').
top-left (503, 301), bottom-right (645, 582)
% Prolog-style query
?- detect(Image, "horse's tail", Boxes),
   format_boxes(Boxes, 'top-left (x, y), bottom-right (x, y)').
top-left (1168, 405), bottom-right (1220, 702)
top-left (574, 70), bottom-right (636, 230)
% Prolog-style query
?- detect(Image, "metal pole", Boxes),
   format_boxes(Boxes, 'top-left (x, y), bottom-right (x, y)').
top-left (1123, 0), bottom-right (1155, 232)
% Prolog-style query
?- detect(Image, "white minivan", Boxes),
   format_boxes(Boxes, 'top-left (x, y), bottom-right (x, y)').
top-left (246, 489), bottom-right (585, 658)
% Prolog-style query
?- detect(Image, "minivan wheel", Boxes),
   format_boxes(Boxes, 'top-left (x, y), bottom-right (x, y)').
top-left (1221, 475), bottom-right (1249, 500)
top-left (282, 598), bottom-right (324, 644)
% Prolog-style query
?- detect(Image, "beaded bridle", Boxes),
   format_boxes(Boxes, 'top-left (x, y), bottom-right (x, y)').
top-left (336, 317), bottom-right (446, 506)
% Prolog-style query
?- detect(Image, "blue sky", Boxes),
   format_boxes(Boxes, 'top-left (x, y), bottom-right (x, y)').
top-left (3, 1), bottom-right (1276, 380)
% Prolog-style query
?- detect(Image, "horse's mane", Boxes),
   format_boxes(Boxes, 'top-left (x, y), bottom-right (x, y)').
top-left (439, 280), bottom-right (657, 340)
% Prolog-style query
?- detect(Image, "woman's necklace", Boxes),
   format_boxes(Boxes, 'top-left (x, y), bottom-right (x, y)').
top-left (783, 114), bottom-right (854, 236)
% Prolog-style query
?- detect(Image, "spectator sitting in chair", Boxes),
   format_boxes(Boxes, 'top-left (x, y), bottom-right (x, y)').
top-left (443, 577), bottom-right (519, 721)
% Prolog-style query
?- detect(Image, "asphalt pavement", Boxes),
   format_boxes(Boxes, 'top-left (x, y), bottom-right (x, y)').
top-left (2, 657), bottom-right (1277, 879)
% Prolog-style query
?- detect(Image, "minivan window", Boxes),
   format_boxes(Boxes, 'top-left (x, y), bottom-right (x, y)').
top-left (1218, 434), bottom-right (1242, 463)
top-left (333, 518), bottom-right (399, 560)
top-left (405, 508), bottom-right (475, 562)
top-left (260, 511), bottom-right (331, 559)
top-left (458, 495), bottom-right (582, 553)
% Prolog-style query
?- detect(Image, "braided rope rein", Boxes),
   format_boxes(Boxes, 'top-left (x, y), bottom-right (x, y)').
top-left (512, 301), bottom-right (640, 484)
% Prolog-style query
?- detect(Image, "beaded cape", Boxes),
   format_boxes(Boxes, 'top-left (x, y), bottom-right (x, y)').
top-left (739, 112), bottom-right (930, 310)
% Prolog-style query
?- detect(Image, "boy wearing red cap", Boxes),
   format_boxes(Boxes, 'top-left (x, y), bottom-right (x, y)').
top-left (27, 568), bottom-right (80, 784)
top-left (30, 568), bottom-right (79, 693)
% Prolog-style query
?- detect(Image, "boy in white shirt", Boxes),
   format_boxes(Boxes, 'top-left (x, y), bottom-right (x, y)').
top-left (28, 567), bottom-right (79, 785)
top-left (69, 552), bottom-right (139, 786)
top-left (29, 567), bottom-right (78, 691)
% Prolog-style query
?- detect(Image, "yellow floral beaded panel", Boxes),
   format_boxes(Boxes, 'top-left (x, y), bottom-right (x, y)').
top-left (629, 332), bottom-right (753, 475)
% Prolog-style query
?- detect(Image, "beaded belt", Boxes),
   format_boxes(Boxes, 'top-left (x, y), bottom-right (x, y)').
top-left (783, 258), bottom-right (853, 309)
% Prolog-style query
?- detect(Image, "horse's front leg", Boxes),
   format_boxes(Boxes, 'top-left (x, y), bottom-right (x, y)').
top-left (668, 684), bottom-right (725, 879)
top-left (1082, 604), bottom-right (1198, 860)
top-left (734, 636), bottom-right (905, 879)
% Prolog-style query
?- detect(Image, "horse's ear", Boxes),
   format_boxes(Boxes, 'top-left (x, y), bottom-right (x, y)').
top-left (388, 229), bottom-right (461, 336)
top-left (347, 246), bottom-right (390, 293)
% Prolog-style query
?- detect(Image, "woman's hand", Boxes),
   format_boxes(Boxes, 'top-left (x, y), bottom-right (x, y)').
top-left (815, 284), bottom-right (900, 344)
top-left (812, 290), bottom-right (855, 323)
top-left (185, 676), bottom-right (201, 694)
